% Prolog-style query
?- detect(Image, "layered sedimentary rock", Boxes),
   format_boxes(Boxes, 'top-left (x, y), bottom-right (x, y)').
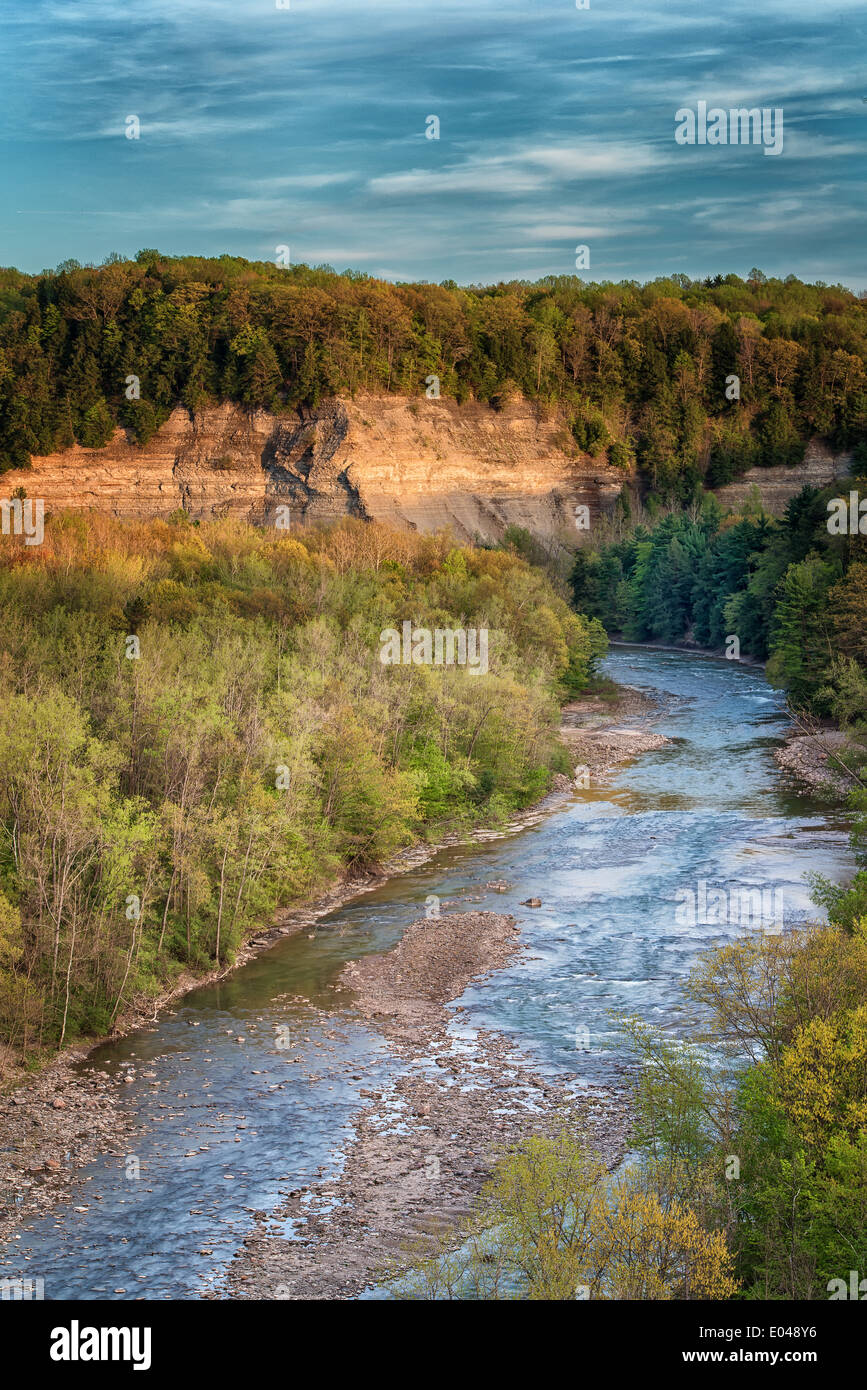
top-left (2, 395), bottom-right (852, 539)
top-left (714, 439), bottom-right (852, 514)
top-left (1, 395), bottom-right (625, 542)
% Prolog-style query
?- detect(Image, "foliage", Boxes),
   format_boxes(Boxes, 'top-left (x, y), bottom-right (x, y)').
top-left (395, 919), bottom-right (867, 1302)
top-left (0, 515), bottom-right (603, 1058)
top-left (569, 481), bottom-right (867, 715)
top-left (394, 1133), bottom-right (737, 1301)
top-left (2, 257), bottom-right (866, 503)
top-left (642, 923), bottom-right (867, 1300)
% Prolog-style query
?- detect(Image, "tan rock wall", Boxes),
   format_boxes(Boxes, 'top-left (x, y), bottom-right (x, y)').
top-left (2, 394), bottom-right (851, 539)
top-left (0, 395), bottom-right (626, 542)
top-left (714, 439), bottom-right (852, 515)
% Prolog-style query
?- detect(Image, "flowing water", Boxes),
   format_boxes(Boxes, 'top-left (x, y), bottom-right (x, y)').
top-left (0, 647), bottom-right (854, 1300)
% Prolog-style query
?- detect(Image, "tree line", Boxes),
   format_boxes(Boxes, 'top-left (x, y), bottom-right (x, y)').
top-left (1, 252), bottom-right (866, 501)
top-left (570, 480), bottom-right (867, 711)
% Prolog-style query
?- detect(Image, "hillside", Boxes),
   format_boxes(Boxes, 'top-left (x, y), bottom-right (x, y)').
top-left (1, 392), bottom-right (854, 540)
top-left (1, 254), bottom-right (865, 516)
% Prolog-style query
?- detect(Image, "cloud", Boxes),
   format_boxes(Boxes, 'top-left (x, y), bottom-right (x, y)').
top-left (369, 159), bottom-right (546, 197)
top-left (518, 223), bottom-right (612, 240)
top-left (370, 140), bottom-right (675, 198)
top-left (94, 117), bottom-right (275, 141)
top-left (1, 0), bottom-right (864, 291)
top-left (524, 143), bottom-right (674, 177)
top-left (777, 130), bottom-right (865, 160)
top-left (254, 174), bottom-right (358, 190)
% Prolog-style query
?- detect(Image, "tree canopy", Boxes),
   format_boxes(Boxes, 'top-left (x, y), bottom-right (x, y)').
top-left (2, 254), bottom-right (865, 502)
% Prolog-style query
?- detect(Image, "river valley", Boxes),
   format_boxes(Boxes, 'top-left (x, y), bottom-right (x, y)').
top-left (0, 646), bottom-right (855, 1301)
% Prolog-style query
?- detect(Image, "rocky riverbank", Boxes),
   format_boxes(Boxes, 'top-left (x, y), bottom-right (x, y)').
top-left (0, 678), bottom-right (654, 1253)
top-left (774, 729), bottom-right (863, 798)
top-left (0, 1051), bottom-right (134, 1245)
top-left (224, 690), bottom-right (667, 1300)
top-left (226, 911), bottom-right (629, 1300)
top-left (559, 683), bottom-right (669, 780)
top-left (0, 797), bottom-right (581, 1242)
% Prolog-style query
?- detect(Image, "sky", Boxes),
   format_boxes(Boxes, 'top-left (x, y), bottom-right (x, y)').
top-left (2, 0), bottom-right (866, 289)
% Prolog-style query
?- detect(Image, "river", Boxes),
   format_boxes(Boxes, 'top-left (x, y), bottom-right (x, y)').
top-left (0, 646), bottom-right (855, 1300)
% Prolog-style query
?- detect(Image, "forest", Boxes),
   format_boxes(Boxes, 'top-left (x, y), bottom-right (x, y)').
top-left (0, 514), bottom-right (604, 1061)
top-left (1, 252), bottom-right (866, 501)
top-left (570, 480), bottom-right (867, 712)
top-left (2, 250), bottom-right (866, 1304)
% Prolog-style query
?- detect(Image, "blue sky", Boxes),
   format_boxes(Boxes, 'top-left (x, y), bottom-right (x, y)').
top-left (3, 0), bottom-right (866, 288)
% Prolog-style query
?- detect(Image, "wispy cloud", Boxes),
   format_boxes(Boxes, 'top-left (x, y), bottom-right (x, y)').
top-left (370, 140), bottom-right (675, 197)
top-left (1, 0), bottom-right (864, 290)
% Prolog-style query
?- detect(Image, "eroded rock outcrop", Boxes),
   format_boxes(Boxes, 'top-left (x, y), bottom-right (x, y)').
top-left (2, 395), bottom-right (626, 542)
top-left (4, 396), bottom-right (852, 539)
top-left (714, 439), bottom-right (852, 514)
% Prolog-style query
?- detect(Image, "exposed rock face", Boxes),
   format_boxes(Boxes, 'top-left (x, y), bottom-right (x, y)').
top-left (714, 438), bottom-right (852, 515)
top-left (4, 396), bottom-right (852, 537)
top-left (2, 395), bottom-right (626, 543)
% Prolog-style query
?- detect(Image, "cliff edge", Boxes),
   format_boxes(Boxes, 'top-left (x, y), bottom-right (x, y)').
top-left (2, 394), bottom-right (625, 543)
top-left (2, 395), bottom-right (852, 541)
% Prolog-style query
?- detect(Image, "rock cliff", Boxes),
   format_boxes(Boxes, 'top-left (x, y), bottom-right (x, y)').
top-left (713, 439), bottom-right (852, 513)
top-left (1, 396), bottom-right (852, 540)
top-left (1, 395), bottom-right (627, 543)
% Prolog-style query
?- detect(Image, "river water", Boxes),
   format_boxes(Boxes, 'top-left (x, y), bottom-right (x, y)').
top-left (0, 647), bottom-right (854, 1300)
